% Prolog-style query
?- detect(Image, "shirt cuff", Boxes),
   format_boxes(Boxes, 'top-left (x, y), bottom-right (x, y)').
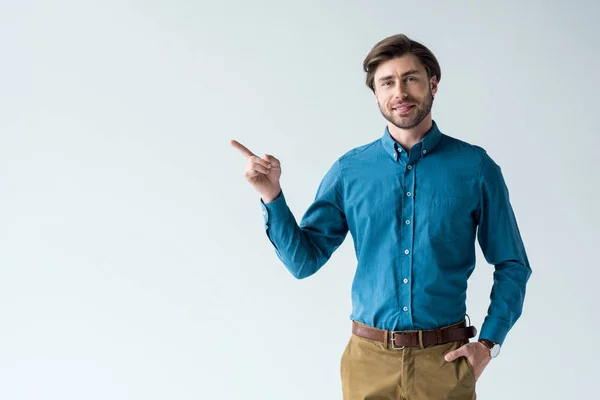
top-left (260, 190), bottom-right (287, 228)
top-left (479, 315), bottom-right (511, 346)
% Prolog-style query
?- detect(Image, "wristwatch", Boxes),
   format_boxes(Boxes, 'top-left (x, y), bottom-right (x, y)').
top-left (478, 339), bottom-right (501, 358)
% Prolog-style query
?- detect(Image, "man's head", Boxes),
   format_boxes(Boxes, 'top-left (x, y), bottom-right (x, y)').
top-left (363, 34), bottom-right (440, 130)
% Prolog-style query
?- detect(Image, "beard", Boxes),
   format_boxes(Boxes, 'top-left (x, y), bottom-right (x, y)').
top-left (378, 89), bottom-right (434, 130)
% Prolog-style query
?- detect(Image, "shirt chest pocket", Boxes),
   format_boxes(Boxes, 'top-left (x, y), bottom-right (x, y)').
top-left (428, 195), bottom-right (473, 243)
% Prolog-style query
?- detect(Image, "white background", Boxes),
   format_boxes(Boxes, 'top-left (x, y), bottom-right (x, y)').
top-left (1, 0), bottom-right (599, 398)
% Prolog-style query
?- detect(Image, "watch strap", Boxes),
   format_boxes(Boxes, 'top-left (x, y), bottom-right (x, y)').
top-left (478, 338), bottom-right (495, 349)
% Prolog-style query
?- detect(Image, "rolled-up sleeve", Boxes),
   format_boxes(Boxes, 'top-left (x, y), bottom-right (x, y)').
top-left (475, 149), bottom-right (532, 345)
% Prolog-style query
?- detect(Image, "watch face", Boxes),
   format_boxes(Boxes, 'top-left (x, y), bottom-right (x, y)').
top-left (490, 344), bottom-right (501, 358)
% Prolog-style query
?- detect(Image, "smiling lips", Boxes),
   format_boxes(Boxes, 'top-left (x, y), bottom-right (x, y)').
top-left (392, 104), bottom-right (415, 114)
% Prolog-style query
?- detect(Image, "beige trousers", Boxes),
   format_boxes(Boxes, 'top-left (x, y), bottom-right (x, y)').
top-left (340, 322), bottom-right (477, 400)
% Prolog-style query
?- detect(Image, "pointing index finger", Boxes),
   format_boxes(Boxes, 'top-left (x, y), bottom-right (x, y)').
top-left (230, 140), bottom-right (257, 159)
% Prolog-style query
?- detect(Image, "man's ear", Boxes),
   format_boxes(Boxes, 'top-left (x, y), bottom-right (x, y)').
top-left (430, 76), bottom-right (439, 95)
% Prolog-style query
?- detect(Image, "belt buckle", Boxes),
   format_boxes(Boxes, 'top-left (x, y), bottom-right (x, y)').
top-left (390, 331), bottom-right (406, 350)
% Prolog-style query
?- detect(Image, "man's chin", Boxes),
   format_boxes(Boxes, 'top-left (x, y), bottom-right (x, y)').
top-left (392, 118), bottom-right (419, 130)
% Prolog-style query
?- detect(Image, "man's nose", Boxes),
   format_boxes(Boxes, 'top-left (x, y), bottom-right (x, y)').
top-left (394, 83), bottom-right (408, 99)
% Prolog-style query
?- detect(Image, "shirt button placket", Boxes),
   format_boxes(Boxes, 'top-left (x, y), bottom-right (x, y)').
top-left (400, 155), bottom-right (416, 327)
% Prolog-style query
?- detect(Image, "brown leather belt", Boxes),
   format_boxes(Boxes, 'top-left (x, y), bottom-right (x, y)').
top-left (352, 319), bottom-right (477, 349)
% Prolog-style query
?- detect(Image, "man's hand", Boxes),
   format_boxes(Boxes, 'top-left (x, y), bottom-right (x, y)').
top-left (444, 342), bottom-right (491, 382)
top-left (230, 140), bottom-right (282, 203)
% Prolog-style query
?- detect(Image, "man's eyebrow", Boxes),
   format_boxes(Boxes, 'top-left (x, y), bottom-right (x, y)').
top-left (401, 69), bottom-right (420, 77)
top-left (377, 70), bottom-right (421, 82)
top-left (378, 75), bottom-right (395, 82)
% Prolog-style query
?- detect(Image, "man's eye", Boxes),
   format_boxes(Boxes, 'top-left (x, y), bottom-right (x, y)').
top-left (382, 81), bottom-right (392, 86)
top-left (405, 77), bottom-right (417, 82)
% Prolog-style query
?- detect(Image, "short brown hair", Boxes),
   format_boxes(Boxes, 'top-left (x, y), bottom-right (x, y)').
top-left (363, 34), bottom-right (441, 92)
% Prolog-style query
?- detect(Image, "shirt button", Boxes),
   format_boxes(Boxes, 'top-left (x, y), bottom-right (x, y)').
top-left (405, 220), bottom-right (410, 225)
top-left (407, 165), bottom-right (412, 170)
top-left (393, 153), bottom-right (397, 158)
top-left (403, 306), bottom-right (408, 312)
top-left (404, 249), bottom-right (410, 255)
top-left (422, 149), bottom-right (427, 154)
top-left (403, 278), bottom-right (409, 284)
top-left (406, 192), bottom-right (412, 197)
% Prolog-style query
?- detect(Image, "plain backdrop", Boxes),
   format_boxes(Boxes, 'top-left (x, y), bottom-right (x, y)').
top-left (1, 0), bottom-right (599, 399)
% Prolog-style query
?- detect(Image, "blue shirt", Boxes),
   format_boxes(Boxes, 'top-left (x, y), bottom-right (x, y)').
top-left (260, 121), bottom-right (531, 345)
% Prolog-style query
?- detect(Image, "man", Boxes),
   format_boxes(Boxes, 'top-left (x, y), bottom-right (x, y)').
top-left (231, 34), bottom-right (531, 399)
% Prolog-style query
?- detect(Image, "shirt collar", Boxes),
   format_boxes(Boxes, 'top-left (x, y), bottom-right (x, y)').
top-left (381, 120), bottom-right (443, 160)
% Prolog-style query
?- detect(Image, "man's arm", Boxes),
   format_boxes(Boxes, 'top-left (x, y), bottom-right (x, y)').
top-left (475, 148), bottom-right (532, 346)
top-left (261, 159), bottom-right (349, 279)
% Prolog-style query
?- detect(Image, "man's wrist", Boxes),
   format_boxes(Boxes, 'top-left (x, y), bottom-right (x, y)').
top-left (478, 338), bottom-right (501, 358)
top-left (478, 339), bottom-right (495, 350)
top-left (261, 189), bottom-right (282, 204)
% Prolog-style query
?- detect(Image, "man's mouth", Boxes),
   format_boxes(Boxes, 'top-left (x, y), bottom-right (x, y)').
top-left (392, 105), bottom-right (415, 114)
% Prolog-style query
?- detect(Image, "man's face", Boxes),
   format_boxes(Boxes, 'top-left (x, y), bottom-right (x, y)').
top-left (373, 54), bottom-right (438, 130)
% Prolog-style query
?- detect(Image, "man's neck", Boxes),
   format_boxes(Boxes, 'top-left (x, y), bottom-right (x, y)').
top-left (388, 116), bottom-right (433, 154)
